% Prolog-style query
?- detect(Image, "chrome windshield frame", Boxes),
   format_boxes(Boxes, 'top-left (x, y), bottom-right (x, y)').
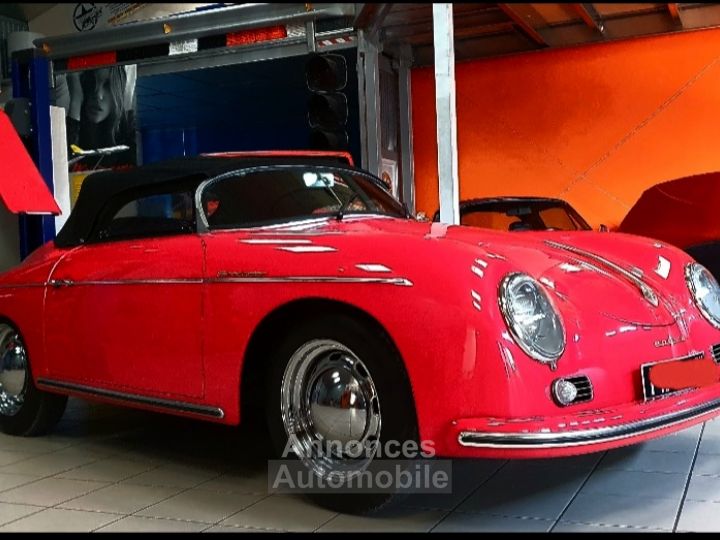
top-left (194, 164), bottom-right (402, 233)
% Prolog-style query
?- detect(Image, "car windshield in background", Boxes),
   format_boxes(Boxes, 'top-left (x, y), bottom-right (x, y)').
top-left (461, 200), bottom-right (591, 232)
top-left (201, 167), bottom-right (406, 230)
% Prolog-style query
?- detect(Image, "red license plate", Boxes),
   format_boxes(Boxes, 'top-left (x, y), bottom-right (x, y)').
top-left (641, 356), bottom-right (717, 400)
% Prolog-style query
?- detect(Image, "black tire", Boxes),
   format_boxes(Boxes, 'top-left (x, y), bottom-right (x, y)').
top-left (265, 312), bottom-right (419, 515)
top-left (0, 322), bottom-right (68, 437)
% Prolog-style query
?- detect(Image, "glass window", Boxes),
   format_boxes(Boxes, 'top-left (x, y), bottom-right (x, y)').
top-left (457, 200), bottom-right (591, 232)
top-left (201, 167), bottom-right (406, 230)
top-left (93, 189), bottom-right (196, 242)
top-left (539, 207), bottom-right (581, 231)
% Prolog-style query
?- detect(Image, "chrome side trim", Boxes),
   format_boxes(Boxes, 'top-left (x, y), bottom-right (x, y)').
top-left (50, 278), bottom-right (203, 287)
top-left (32, 276), bottom-right (414, 288)
top-left (545, 240), bottom-right (660, 307)
top-left (458, 395), bottom-right (720, 449)
top-left (0, 284), bottom-right (45, 289)
top-left (208, 276), bottom-right (414, 286)
top-left (37, 379), bottom-right (224, 419)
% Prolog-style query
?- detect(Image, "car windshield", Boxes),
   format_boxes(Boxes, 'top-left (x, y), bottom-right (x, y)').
top-left (460, 200), bottom-right (591, 232)
top-left (200, 166), bottom-right (406, 230)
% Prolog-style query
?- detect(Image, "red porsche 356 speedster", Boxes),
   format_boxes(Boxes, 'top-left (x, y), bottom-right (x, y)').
top-left (1, 148), bottom-right (720, 512)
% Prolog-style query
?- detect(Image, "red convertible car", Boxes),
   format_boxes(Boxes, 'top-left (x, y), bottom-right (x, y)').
top-left (1, 146), bottom-right (720, 512)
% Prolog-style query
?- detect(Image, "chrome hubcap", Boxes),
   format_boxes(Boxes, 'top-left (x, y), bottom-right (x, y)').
top-left (281, 339), bottom-right (381, 480)
top-left (0, 324), bottom-right (28, 417)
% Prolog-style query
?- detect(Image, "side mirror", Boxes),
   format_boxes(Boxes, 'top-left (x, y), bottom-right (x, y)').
top-left (415, 211), bottom-right (429, 222)
top-left (599, 224), bottom-right (609, 232)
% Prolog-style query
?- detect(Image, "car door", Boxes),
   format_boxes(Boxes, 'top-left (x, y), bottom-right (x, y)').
top-left (43, 189), bottom-right (205, 400)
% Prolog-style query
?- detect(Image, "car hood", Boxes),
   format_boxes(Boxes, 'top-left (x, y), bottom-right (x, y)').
top-left (440, 223), bottom-right (686, 327)
top-left (287, 216), bottom-right (686, 327)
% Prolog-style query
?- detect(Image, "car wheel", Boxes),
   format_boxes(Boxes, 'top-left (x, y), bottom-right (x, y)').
top-left (0, 323), bottom-right (67, 436)
top-left (265, 313), bottom-right (419, 514)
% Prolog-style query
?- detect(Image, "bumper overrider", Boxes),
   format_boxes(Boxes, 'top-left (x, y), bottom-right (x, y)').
top-left (453, 382), bottom-right (720, 458)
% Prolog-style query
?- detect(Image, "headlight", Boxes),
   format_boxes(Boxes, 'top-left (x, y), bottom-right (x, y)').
top-left (686, 263), bottom-right (720, 329)
top-left (499, 273), bottom-right (566, 367)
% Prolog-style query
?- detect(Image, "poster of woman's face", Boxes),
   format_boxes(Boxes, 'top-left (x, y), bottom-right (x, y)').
top-left (52, 64), bottom-right (138, 170)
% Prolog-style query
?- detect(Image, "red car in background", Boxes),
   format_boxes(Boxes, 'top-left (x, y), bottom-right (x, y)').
top-left (1, 116), bottom-right (720, 512)
top-left (619, 171), bottom-right (720, 281)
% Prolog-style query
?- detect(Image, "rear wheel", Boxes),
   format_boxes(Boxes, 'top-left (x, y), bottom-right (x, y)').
top-left (0, 323), bottom-right (67, 436)
top-left (265, 313), bottom-right (419, 514)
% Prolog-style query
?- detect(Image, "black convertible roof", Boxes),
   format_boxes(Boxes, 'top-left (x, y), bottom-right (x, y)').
top-left (55, 154), bottom-right (355, 248)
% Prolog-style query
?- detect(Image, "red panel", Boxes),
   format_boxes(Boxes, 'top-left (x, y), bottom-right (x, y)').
top-left (44, 236), bottom-right (205, 398)
top-left (226, 25), bottom-right (287, 47)
top-left (67, 51), bottom-right (117, 70)
top-left (0, 111), bottom-right (60, 215)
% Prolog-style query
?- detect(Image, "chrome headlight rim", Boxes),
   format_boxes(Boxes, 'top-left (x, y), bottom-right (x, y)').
top-left (685, 262), bottom-right (720, 330)
top-left (498, 272), bottom-right (566, 366)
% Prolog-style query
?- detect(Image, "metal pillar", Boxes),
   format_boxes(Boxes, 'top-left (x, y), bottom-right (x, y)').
top-left (433, 3), bottom-right (460, 225)
top-left (11, 49), bottom-right (56, 259)
top-left (398, 45), bottom-right (415, 214)
top-left (357, 30), bottom-right (382, 177)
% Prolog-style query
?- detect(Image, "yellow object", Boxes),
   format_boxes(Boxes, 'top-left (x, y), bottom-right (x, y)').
top-left (69, 172), bottom-right (92, 208)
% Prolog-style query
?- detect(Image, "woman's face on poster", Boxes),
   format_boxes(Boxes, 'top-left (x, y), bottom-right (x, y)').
top-left (81, 68), bottom-right (114, 123)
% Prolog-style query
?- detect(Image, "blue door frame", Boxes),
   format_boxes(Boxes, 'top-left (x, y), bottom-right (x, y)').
top-left (11, 49), bottom-right (56, 259)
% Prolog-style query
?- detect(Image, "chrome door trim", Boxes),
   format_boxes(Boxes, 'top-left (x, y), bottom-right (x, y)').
top-left (47, 278), bottom-right (203, 287)
top-left (43, 276), bottom-right (413, 287)
top-left (37, 379), bottom-right (224, 419)
top-left (209, 275), bottom-right (413, 286)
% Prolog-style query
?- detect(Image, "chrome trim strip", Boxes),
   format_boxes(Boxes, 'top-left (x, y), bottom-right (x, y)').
top-left (277, 246), bottom-right (337, 253)
top-left (0, 284), bottom-right (45, 289)
top-left (208, 276), bottom-right (414, 286)
top-left (458, 394), bottom-right (720, 449)
top-left (545, 240), bottom-right (660, 307)
top-left (54, 278), bottom-right (203, 287)
top-left (17, 276), bottom-right (414, 288)
top-left (37, 379), bottom-right (224, 419)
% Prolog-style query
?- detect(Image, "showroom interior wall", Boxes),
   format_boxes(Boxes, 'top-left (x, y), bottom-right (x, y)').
top-left (412, 26), bottom-right (720, 229)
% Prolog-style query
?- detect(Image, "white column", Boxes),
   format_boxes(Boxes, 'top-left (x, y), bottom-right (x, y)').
top-left (433, 3), bottom-right (460, 225)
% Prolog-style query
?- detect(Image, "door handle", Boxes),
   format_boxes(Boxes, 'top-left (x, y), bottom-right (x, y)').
top-left (49, 279), bottom-right (74, 288)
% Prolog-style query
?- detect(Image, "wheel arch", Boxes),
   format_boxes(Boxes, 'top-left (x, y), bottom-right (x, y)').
top-left (239, 297), bottom-right (418, 427)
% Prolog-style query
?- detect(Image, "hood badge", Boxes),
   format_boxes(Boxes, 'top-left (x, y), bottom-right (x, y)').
top-left (654, 335), bottom-right (686, 348)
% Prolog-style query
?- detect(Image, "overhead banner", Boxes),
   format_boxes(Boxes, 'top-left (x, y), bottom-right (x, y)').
top-left (30, 3), bottom-right (224, 37)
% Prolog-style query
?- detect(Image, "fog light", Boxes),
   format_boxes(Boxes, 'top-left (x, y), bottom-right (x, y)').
top-left (552, 378), bottom-right (578, 406)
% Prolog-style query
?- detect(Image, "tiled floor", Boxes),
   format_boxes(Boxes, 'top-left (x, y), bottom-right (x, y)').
top-left (0, 398), bottom-right (718, 532)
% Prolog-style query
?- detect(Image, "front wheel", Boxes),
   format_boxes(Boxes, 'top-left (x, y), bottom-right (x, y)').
top-left (265, 313), bottom-right (419, 514)
top-left (0, 323), bottom-right (67, 436)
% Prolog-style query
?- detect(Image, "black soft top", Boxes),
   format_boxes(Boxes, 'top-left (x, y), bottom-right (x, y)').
top-left (55, 154), bottom-right (354, 248)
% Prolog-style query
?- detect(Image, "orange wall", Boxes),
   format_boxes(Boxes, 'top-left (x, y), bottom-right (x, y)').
top-left (412, 27), bottom-right (720, 229)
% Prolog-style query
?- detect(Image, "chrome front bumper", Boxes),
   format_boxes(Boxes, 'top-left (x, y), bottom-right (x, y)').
top-left (458, 395), bottom-right (720, 449)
